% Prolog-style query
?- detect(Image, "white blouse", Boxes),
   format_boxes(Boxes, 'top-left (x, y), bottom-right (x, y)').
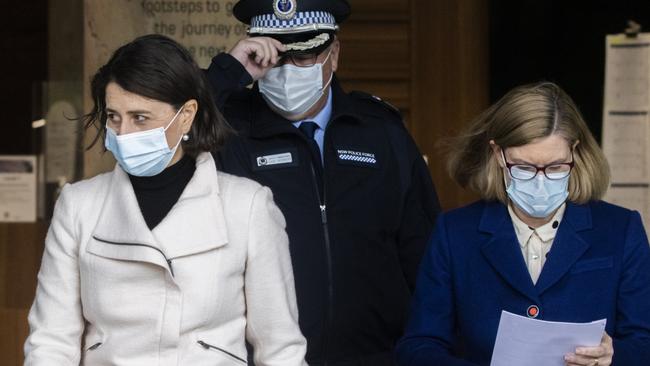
top-left (508, 204), bottom-right (566, 284)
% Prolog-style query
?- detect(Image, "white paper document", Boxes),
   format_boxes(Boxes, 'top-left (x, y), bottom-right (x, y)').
top-left (490, 311), bottom-right (606, 366)
top-left (0, 155), bottom-right (38, 222)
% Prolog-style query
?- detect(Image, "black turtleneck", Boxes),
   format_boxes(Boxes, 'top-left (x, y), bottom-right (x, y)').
top-left (128, 154), bottom-right (196, 230)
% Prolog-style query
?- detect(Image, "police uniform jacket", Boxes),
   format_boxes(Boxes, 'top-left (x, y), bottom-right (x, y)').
top-left (24, 153), bottom-right (307, 366)
top-left (207, 53), bottom-right (440, 365)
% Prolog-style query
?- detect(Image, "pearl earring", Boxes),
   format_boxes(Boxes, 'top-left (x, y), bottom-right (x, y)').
top-left (182, 134), bottom-right (190, 141)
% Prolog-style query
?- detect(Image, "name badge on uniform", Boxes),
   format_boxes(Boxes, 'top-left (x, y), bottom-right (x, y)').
top-left (336, 148), bottom-right (378, 168)
top-left (251, 148), bottom-right (299, 171)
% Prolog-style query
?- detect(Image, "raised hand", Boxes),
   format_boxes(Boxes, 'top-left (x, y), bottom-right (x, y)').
top-left (228, 37), bottom-right (286, 81)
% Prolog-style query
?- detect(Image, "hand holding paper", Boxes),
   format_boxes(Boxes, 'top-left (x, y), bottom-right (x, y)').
top-left (490, 310), bottom-right (606, 366)
top-left (564, 333), bottom-right (613, 366)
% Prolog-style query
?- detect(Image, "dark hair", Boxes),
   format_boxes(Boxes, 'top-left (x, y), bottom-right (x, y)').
top-left (83, 34), bottom-right (231, 157)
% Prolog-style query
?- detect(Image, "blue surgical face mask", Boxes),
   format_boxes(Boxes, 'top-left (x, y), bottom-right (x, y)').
top-left (503, 157), bottom-right (570, 219)
top-left (105, 107), bottom-right (184, 177)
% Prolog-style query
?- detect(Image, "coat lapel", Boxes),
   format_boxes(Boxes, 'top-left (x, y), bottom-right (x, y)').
top-left (152, 153), bottom-right (228, 259)
top-left (88, 161), bottom-right (172, 273)
top-left (479, 201), bottom-right (540, 303)
top-left (88, 153), bottom-right (228, 275)
top-left (535, 203), bottom-right (592, 295)
top-left (91, 162), bottom-right (158, 248)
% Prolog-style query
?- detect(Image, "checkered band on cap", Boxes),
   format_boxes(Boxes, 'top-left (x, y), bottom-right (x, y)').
top-left (249, 11), bottom-right (338, 34)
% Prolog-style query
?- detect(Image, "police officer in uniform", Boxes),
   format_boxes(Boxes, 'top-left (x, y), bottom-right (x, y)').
top-left (206, 1), bottom-right (440, 365)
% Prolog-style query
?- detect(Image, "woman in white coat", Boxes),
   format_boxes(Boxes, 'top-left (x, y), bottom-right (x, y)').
top-left (24, 34), bottom-right (308, 366)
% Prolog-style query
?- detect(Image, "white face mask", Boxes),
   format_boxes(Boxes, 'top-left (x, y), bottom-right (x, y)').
top-left (105, 107), bottom-right (184, 177)
top-left (258, 49), bottom-right (334, 119)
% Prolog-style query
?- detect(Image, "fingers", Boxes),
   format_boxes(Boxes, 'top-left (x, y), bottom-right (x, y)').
top-left (269, 37), bottom-right (287, 53)
top-left (565, 333), bottom-right (614, 366)
top-left (564, 353), bottom-right (599, 365)
top-left (246, 38), bottom-right (269, 65)
top-left (252, 37), bottom-right (286, 66)
top-left (601, 333), bottom-right (613, 347)
top-left (577, 333), bottom-right (614, 358)
top-left (255, 38), bottom-right (276, 67)
top-left (229, 39), bottom-right (260, 67)
top-left (230, 37), bottom-right (285, 68)
top-left (575, 345), bottom-right (606, 358)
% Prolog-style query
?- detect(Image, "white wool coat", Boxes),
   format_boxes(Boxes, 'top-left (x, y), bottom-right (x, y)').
top-left (24, 152), bottom-right (307, 366)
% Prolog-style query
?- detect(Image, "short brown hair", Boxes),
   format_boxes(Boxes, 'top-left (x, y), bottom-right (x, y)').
top-left (447, 82), bottom-right (610, 204)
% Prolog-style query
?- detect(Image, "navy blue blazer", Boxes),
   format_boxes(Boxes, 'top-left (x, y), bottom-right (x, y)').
top-left (395, 200), bottom-right (650, 366)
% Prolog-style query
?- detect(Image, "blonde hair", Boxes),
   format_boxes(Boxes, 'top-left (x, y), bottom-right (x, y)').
top-left (448, 82), bottom-right (610, 204)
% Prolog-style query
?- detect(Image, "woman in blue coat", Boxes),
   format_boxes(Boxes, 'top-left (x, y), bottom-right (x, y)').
top-left (395, 82), bottom-right (650, 366)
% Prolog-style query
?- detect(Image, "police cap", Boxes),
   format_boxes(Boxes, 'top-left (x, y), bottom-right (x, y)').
top-left (233, 0), bottom-right (351, 55)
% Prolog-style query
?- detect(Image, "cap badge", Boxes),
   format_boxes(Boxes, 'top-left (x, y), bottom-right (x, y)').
top-left (273, 0), bottom-right (297, 20)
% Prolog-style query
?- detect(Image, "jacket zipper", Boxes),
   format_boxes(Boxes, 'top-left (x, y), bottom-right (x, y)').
top-left (92, 236), bottom-right (175, 277)
top-left (87, 342), bottom-right (102, 351)
top-left (308, 159), bottom-right (333, 365)
top-left (197, 340), bottom-right (247, 364)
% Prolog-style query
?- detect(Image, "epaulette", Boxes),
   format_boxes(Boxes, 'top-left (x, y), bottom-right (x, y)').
top-left (349, 90), bottom-right (403, 122)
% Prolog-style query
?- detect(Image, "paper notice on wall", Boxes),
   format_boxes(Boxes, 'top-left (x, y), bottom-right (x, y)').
top-left (0, 155), bottom-right (37, 222)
